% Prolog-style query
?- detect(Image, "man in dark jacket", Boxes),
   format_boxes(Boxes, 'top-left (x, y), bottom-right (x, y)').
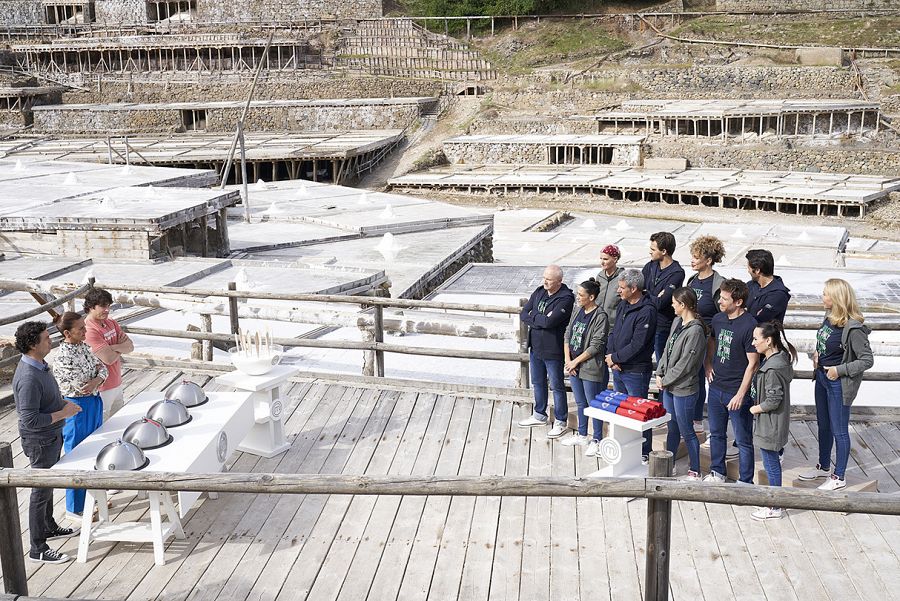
top-left (519, 265), bottom-right (575, 438)
top-left (13, 321), bottom-right (81, 564)
top-left (642, 232), bottom-right (685, 361)
top-left (605, 269), bottom-right (657, 459)
top-left (745, 249), bottom-right (791, 324)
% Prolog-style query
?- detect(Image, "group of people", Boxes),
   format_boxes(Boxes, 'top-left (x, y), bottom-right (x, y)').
top-left (519, 233), bottom-right (875, 520)
top-left (12, 288), bottom-right (132, 564)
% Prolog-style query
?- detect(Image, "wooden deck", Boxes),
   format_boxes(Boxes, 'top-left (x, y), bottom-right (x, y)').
top-left (1, 368), bottom-right (900, 601)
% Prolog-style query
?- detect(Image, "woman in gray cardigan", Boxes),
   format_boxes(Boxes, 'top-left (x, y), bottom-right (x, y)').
top-left (799, 278), bottom-right (875, 491)
top-left (656, 287), bottom-right (708, 480)
top-left (749, 321), bottom-right (797, 520)
top-left (562, 279), bottom-right (610, 456)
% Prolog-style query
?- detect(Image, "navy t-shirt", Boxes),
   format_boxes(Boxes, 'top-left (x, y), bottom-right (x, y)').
top-left (690, 274), bottom-right (718, 326)
top-left (568, 308), bottom-right (592, 356)
top-left (710, 311), bottom-right (758, 395)
top-left (816, 318), bottom-right (844, 367)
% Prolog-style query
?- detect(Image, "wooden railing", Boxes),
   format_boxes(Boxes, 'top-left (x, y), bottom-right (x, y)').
top-left (1, 444), bottom-right (898, 599)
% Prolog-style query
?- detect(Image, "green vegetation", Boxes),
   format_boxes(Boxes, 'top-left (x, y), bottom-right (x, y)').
top-left (673, 16), bottom-right (900, 48)
top-left (389, 0), bottom-right (665, 17)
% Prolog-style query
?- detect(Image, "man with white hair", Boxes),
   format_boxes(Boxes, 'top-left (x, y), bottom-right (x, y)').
top-left (518, 264), bottom-right (575, 438)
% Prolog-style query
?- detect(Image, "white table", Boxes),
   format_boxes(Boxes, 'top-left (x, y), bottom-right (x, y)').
top-left (584, 407), bottom-right (670, 478)
top-left (53, 389), bottom-right (254, 565)
top-left (215, 364), bottom-right (298, 458)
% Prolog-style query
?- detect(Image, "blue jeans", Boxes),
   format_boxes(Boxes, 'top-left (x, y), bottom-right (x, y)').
top-left (693, 364), bottom-right (707, 422)
top-left (530, 351), bottom-right (568, 423)
top-left (570, 366), bottom-right (608, 439)
top-left (653, 328), bottom-right (668, 364)
top-left (662, 391), bottom-right (700, 473)
top-left (62, 393), bottom-right (104, 514)
top-left (707, 385), bottom-right (754, 482)
top-left (760, 448), bottom-right (782, 487)
top-left (612, 370), bottom-right (653, 455)
top-left (814, 369), bottom-right (850, 478)
top-left (21, 432), bottom-right (63, 554)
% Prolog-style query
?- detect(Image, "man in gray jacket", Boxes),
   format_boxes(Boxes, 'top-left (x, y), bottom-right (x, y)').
top-left (13, 321), bottom-right (81, 564)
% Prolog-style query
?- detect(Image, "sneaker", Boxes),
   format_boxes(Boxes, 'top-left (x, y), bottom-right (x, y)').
top-left (700, 437), bottom-right (711, 449)
top-left (702, 471), bottom-right (725, 483)
top-left (641, 454), bottom-right (649, 466)
top-left (28, 549), bottom-right (72, 564)
top-left (584, 439), bottom-right (600, 457)
top-left (725, 445), bottom-right (740, 459)
top-left (751, 507), bottom-right (784, 521)
top-left (797, 464), bottom-right (831, 481)
top-left (64, 511), bottom-right (83, 522)
top-left (518, 415), bottom-right (547, 428)
top-left (547, 422), bottom-right (569, 439)
top-left (46, 525), bottom-right (79, 540)
top-left (818, 475), bottom-right (846, 491)
top-left (692, 421), bottom-right (704, 434)
top-left (681, 470), bottom-right (701, 482)
top-left (560, 433), bottom-right (589, 446)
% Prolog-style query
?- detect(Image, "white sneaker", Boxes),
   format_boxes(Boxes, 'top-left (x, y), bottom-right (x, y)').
top-left (547, 423), bottom-right (569, 439)
top-left (818, 475), bottom-right (846, 491)
top-left (702, 472), bottom-right (725, 483)
top-left (518, 415), bottom-right (547, 428)
top-left (797, 464), bottom-right (831, 481)
top-left (681, 470), bottom-right (701, 482)
top-left (693, 421), bottom-right (705, 434)
top-left (560, 433), bottom-right (589, 446)
top-left (725, 444), bottom-right (740, 459)
top-left (751, 507), bottom-right (784, 521)
top-left (584, 439), bottom-right (600, 457)
top-left (641, 455), bottom-right (649, 466)
top-left (700, 437), bottom-right (711, 449)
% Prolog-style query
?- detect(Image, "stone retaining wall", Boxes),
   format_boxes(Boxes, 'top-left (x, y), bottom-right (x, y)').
top-left (0, 0), bottom-right (41, 25)
top-left (717, 0), bottom-right (896, 10)
top-left (443, 141), bottom-right (642, 167)
top-left (469, 116), bottom-right (596, 136)
top-left (94, 0), bottom-right (144, 23)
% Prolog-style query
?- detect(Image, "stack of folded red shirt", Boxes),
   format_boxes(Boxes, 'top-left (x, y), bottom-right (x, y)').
top-left (589, 390), bottom-right (666, 422)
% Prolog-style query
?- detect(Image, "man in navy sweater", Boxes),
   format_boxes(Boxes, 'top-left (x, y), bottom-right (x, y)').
top-left (518, 265), bottom-right (576, 439)
top-left (642, 231), bottom-right (685, 361)
top-left (745, 249), bottom-right (791, 324)
top-left (13, 321), bottom-right (81, 564)
top-left (605, 269), bottom-right (657, 460)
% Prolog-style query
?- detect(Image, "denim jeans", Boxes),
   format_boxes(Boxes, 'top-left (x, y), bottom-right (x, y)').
top-left (62, 393), bottom-right (104, 514)
top-left (814, 369), bottom-right (851, 478)
top-left (760, 448), bottom-right (782, 487)
top-left (693, 364), bottom-right (707, 422)
top-left (662, 390), bottom-right (701, 473)
top-left (613, 370), bottom-right (653, 455)
top-left (653, 328), bottom-right (668, 364)
top-left (530, 350), bottom-right (568, 423)
top-left (21, 431), bottom-right (63, 554)
top-left (707, 385), bottom-right (754, 482)
top-left (570, 367), bottom-right (608, 439)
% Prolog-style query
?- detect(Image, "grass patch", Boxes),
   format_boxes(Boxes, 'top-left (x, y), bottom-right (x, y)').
top-left (672, 16), bottom-right (900, 48)
top-left (580, 77), bottom-right (642, 92)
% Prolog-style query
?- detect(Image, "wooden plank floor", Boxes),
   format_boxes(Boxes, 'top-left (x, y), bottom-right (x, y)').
top-left (1, 370), bottom-right (899, 601)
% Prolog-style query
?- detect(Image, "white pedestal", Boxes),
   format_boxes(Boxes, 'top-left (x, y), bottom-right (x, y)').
top-left (583, 408), bottom-right (670, 478)
top-left (216, 364), bottom-right (299, 458)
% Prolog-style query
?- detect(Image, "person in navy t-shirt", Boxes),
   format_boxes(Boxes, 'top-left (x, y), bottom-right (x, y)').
top-left (704, 279), bottom-right (759, 484)
top-left (642, 231), bottom-right (685, 362)
top-left (745, 249), bottom-right (791, 324)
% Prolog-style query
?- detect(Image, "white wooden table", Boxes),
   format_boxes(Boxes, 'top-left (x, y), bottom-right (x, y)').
top-left (53, 389), bottom-right (254, 565)
top-left (584, 407), bottom-right (670, 478)
top-left (214, 364), bottom-right (298, 458)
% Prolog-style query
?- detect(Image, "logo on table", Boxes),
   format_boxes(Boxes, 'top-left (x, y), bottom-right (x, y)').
top-left (271, 399), bottom-right (284, 420)
top-left (217, 432), bottom-right (228, 463)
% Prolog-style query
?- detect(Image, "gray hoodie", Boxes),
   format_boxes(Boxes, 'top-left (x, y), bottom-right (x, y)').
top-left (656, 317), bottom-right (708, 397)
top-left (752, 350), bottom-right (793, 452)
top-left (596, 267), bottom-right (624, 323)
top-left (564, 305), bottom-right (609, 383)
top-left (836, 318), bottom-right (874, 406)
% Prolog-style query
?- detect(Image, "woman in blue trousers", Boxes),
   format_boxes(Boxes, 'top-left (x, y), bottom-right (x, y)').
top-left (51, 311), bottom-right (108, 521)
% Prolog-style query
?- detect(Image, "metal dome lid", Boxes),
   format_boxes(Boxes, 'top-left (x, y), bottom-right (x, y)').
top-left (146, 398), bottom-right (192, 428)
top-left (94, 439), bottom-right (149, 471)
top-left (165, 380), bottom-right (207, 408)
top-left (122, 417), bottom-right (173, 450)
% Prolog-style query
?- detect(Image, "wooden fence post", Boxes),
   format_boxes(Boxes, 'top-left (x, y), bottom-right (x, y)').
top-left (0, 442), bottom-right (28, 595)
top-left (645, 450), bottom-right (674, 601)
top-left (200, 314), bottom-right (213, 361)
top-left (517, 297), bottom-right (529, 388)
top-left (373, 305), bottom-right (385, 377)
top-left (227, 282), bottom-right (239, 341)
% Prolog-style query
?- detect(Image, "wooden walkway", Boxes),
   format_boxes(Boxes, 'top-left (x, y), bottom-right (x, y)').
top-left (1, 368), bottom-right (900, 601)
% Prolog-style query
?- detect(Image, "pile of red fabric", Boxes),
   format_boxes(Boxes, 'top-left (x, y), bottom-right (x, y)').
top-left (590, 390), bottom-right (665, 422)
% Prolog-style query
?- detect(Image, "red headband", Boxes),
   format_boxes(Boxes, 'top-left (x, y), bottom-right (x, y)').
top-left (601, 244), bottom-right (621, 259)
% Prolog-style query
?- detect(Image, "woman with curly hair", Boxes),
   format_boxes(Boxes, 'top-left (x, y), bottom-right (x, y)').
top-left (685, 235), bottom-right (726, 434)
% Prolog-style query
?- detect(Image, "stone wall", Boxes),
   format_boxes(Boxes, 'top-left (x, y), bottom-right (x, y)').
top-left (94, 0), bottom-right (144, 23)
top-left (469, 116), bottom-right (596, 136)
top-left (0, 0), bottom-right (42, 25)
top-left (648, 139), bottom-right (900, 175)
top-left (717, 0), bottom-right (895, 10)
top-left (443, 141), bottom-right (642, 167)
top-left (197, 0), bottom-right (382, 22)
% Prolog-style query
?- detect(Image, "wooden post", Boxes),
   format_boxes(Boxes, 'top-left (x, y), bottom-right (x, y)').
top-left (373, 305), bottom-right (385, 377)
top-left (200, 314), bottom-right (213, 361)
top-left (518, 297), bottom-right (529, 388)
top-left (227, 282), bottom-right (240, 340)
top-left (238, 122), bottom-right (250, 222)
top-left (0, 442), bottom-right (28, 596)
top-left (645, 450), bottom-right (674, 601)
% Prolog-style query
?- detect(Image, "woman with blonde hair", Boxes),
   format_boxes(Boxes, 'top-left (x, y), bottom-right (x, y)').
top-left (798, 279), bottom-right (874, 491)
